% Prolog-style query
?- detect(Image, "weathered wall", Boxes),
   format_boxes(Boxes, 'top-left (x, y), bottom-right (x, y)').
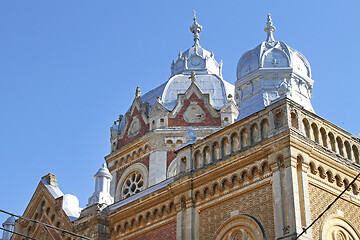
top-left (130, 221), bottom-right (176, 240)
top-left (199, 184), bottom-right (275, 240)
top-left (308, 182), bottom-right (360, 239)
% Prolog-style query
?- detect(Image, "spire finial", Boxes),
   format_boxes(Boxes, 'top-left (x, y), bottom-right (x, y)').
top-left (264, 13), bottom-right (276, 43)
top-left (135, 86), bottom-right (141, 98)
top-left (190, 10), bottom-right (203, 45)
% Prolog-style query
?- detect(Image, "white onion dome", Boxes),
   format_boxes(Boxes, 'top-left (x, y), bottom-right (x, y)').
top-left (236, 14), bottom-right (311, 80)
top-left (3, 216), bottom-right (15, 226)
top-left (94, 163), bottom-right (112, 179)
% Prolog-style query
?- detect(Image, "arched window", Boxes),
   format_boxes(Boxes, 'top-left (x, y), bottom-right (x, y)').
top-left (213, 142), bottom-right (221, 161)
top-left (336, 137), bottom-right (344, 157)
top-left (121, 171), bottom-right (144, 199)
top-left (115, 163), bottom-right (148, 201)
top-left (194, 150), bottom-right (202, 169)
top-left (250, 123), bottom-right (260, 144)
top-left (352, 145), bottom-right (359, 163)
top-left (274, 110), bottom-right (283, 129)
top-left (240, 129), bottom-right (249, 148)
top-left (230, 133), bottom-right (240, 153)
top-left (320, 127), bottom-right (327, 148)
top-left (291, 111), bottom-right (299, 129)
top-left (328, 132), bottom-right (336, 152)
top-left (221, 137), bottom-right (230, 157)
top-left (203, 146), bottom-right (211, 164)
top-left (344, 141), bottom-right (352, 160)
top-left (303, 118), bottom-right (310, 138)
top-left (311, 123), bottom-right (319, 143)
top-left (260, 119), bottom-right (270, 139)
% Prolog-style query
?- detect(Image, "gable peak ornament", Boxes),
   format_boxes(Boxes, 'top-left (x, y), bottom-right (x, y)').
top-left (189, 71), bottom-right (197, 83)
top-left (264, 13), bottom-right (276, 43)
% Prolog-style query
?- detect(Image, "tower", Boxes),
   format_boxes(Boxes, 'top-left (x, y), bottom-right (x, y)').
top-left (1, 216), bottom-right (15, 240)
top-left (235, 14), bottom-right (314, 120)
top-left (87, 164), bottom-right (114, 206)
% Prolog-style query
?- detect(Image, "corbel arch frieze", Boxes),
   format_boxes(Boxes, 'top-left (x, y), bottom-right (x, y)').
top-left (308, 161), bottom-right (360, 196)
top-left (111, 200), bottom-right (177, 236)
top-left (193, 160), bottom-right (271, 204)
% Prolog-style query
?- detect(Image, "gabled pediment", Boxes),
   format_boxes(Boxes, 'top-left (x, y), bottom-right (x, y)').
top-left (149, 101), bottom-right (169, 117)
top-left (220, 100), bottom-right (239, 115)
top-left (119, 97), bottom-right (149, 140)
top-left (13, 174), bottom-right (78, 240)
top-left (171, 81), bottom-right (218, 118)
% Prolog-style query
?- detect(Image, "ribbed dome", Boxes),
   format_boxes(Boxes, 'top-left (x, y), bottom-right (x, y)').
top-left (141, 13), bottom-right (233, 112)
top-left (234, 14), bottom-right (315, 120)
top-left (237, 15), bottom-right (311, 81)
top-left (171, 44), bottom-right (222, 77)
top-left (94, 163), bottom-right (112, 179)
top-left (140, 66), bottom-right (234, 112)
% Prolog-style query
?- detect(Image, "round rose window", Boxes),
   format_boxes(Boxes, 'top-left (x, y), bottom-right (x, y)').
top-left (121, 171), bottom-right (144, 199)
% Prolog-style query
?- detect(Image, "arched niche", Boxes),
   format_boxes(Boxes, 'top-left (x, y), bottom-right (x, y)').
top-left (213, 214), bottom-right (266, 240)
top-left (321, 216), bottom-right (360, 240)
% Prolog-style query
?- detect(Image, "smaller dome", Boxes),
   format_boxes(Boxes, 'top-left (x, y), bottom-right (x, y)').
top-left (237, 14), bottom-right (311, 80)
top-left (170, 11), bottom-right (222, 78)
top-left (94, 163), bottom-right (112, 179)
top-left (3, 216), bottom-right (15, 226)
top-left (171, 44), bottom-right (221, 77)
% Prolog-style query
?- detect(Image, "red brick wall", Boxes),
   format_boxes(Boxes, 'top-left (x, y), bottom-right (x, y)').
top-left (32, 215), bottom-right (64, 240)
top-left (167, 151), bottom-right (177, 168)
top-left (131, 221), bottom-right (176, 240)
top-left (168, 93), bottom-right (221, 127)
top-left (118, 107), bottom-right (149, 148)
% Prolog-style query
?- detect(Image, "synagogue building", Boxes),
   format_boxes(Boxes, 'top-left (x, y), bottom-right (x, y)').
top-left (3, 13), bottom-right (360, 240)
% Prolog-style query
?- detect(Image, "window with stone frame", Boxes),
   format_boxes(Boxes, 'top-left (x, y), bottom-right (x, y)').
top-left (115, 163), bottom-right (149, 202)
top-left (121, 170), bottom-right (144, 199)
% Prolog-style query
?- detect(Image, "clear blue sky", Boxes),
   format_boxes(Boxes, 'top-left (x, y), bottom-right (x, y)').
top-left (1, 0), bottom-right (359, 226)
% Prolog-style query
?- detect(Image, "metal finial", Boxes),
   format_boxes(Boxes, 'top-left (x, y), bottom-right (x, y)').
top-left (135, 86), bottom-right (141, 98)
top-left (264, 13), bottom-right (276, 43)
top-left (190, 10), bottom-right (203, 45)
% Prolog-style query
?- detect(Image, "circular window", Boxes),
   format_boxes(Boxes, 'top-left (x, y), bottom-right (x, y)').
top-left (121, 171), bottom-right (144, 199)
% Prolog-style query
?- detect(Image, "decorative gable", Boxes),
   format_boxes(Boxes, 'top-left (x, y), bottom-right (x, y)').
top-left (168, 79), bottom-right (220, 127)
top-left (117, 97), bottom-right (150, 148)
top-left (12, 174), bottom-right (79, 240)
top-left (149, 101), bottom-right (169, 117)
top-left (220, 100), bottom-right (239, 126)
